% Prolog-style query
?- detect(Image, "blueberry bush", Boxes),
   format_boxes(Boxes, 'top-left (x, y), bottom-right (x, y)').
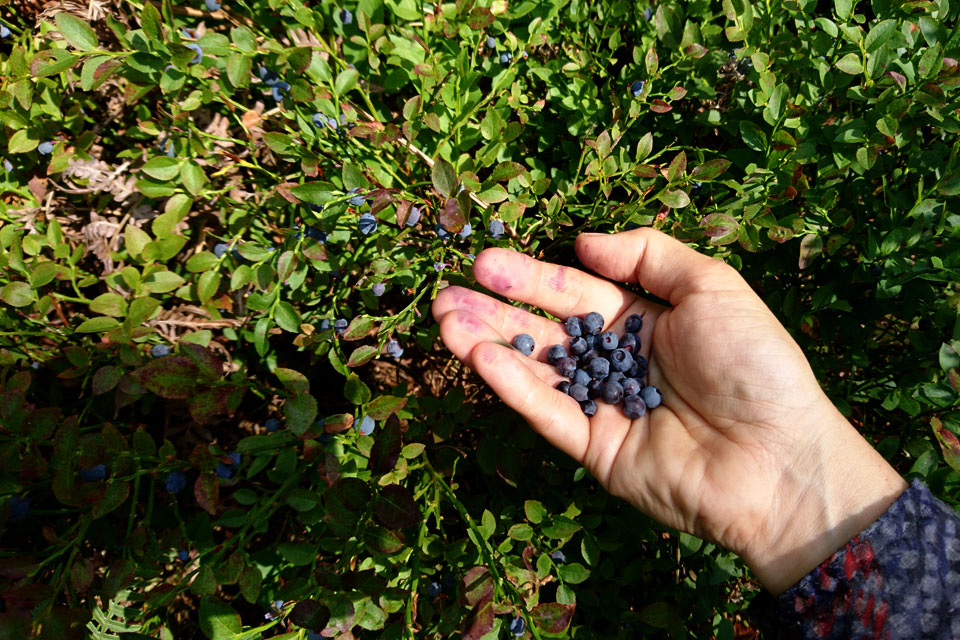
top-left (1, 0), bottom-right (959, 637)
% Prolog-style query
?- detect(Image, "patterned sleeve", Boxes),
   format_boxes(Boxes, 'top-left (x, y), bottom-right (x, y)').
top-left (747, 478), bottom-right (960, 639)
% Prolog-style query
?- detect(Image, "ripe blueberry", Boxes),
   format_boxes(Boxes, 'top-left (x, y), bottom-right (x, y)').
top-left (358, 414), bottom-right (375, 435)
top-left (508, 615), bottom-right (526, 637)
top-left (259, 66), bottom-right (279, 86)
top-left (433, 262), bottom-right (446, 272)
top-left (622, 378), bottom-right (642, 396)
top-left (580, 399), bottom-right (597, 417)
top-left (333, 318), bottom-right (348, 334)
top-left (436, 223), bottom-right (452, 239)
top-left (633, 354), bottom-right (649, 378)
top-left (215, 452), bottom-right (241, 478)
top-left (631, 80), bottom-right (646, 97)
top-left (579, 349), bottom-right (600, 365)
top-left (339, 8), bottom-right (353, 24)
top-left (603, 380), bottom-right (624, 404)
top-left (372, 283), bottom-right (385, 296)
top-left (178, 548), bottom-right (190, 562)
top-left (569, 383), bottom-right (589, 402)
top-left (556, 357), bottom-right (577, 378)
top-left (406, 206), bottom-right (421, 226)
top-left (587, 378), bottom-right (605, 399)
top-left (641, 7), bottom-right (653, 20)
top-left (457, 223), bottom-right (472, 239)
top-left (265, 418), bottom-right (281, 432)
top-left (8, 496), bottom-right (30, 522)
top-left (151, 344), bottom-right (171, 357)
top-left (583, 334), bottom-right (598, 350)
top-left (165, 470), bottom-right (187, 493)
top-left (428, 581), bottom-right (443, 597)
top-left (79, 464), bottom-right (107, 482)
top-left (186, 43), bottom-right (203, 64)
top-left (3, 158), bottom-right (12, 172)
top-left (583, 311), bottom-right (603, 335)
top-left (607, 371), bottom-right (625, 385)
top-left (205, 0), bottom-right (221, 10)
top-left (512, 333), bottom-right (534, 356)
top-left (555, 380), bottom-right (571, 394)
top-left (488, 219), bottom-right (505, 238)
top-left (599, 331), bottom-right (618, 350)
top-left (618, 333), bottom-right (637, 352)
top-left (358, 213), bottom-right (377, 235)
top-left (347, 188), bottom-right (366, 206)
top-left (386, 339), bottom-right (404, 359)
top-left (568, 336), bottom-right (588, 355)
top-left (486, 35), bottom-right (496, 49)
top-left (213, 242), bottom-right (229, 258)
top-left (547, 344), bottom-right (567, 365)
top-left (588, 357), bottom-right (609, 379)
top-left (0, 25), bottom-right (11, 38)
top-left (640, 385), bottom-right (662, 409)
top-left (609, 348), bottom-right (633, 373)
top-left (624, 313), bottom-right (643, 333)
top-left (306, 226), bottom-right (327, 243)
top-left (565, 316), bottom-right (584, 337)
top-left (271, 81), bottom-right (290, 102)
top-left (550, 550), bottom-right (566, 563)
top-left (500, 52), bottom-right (512, 65)
top-left (623, 395), bottom-right (646, 419)
top-left (38, 141), bottom-right (55, 155)
top-left (572, 368), bottom-right (591, 387)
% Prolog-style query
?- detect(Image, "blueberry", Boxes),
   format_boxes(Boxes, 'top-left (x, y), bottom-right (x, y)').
top-left (486, 35), bottom-right (496, 49)
top-left (622, 378), bottom-right (642, 396)
top-left (623, 395), bottom-right (646, 419)
top-left (358, 213), bottom-right (378, 235)
top-left (372, 283), bottom-right (385, 297)
top-left (599, 331), bottom-right (618, 350)
top-left (640, 385), bottom-right (662, 409)
top-left (273, 600), bottom-right (285, 609)
top-left (8, 496), bottom-right (29, 522)
top-left (37, 141), bottom-right (55, 155)
top-left (568, 383), bottom-right (589, 402)
top-left (0, 25), bottom-right (10, 38)
top-left (165, 470), bottom-right (187, 493)
top-left (205, 0), bottom-right (221, 10)
top-left (565, 316), bottom-right (584, 337)
top-left (609, 348), bottom-right (633, 373)
top-left (555, 380), bottom-right (571, 394)
top-left (587, 378), bottom-right (605, 399)
top-left (572, 368), bottom-right (591, 387)
top-left (512, 333), bottom-right (535, 356)
top-left (79, 464), bottom-right (107, 482)
top-left (556, 357), bottom-right (577, 378)
top-left (151, 344), bottom-right (171, 358)
top-left (583, 312), bottom-right (604, 335)
top-left (583, 334), bottom-right (598, 350)
top-left (306, 226), bottom-right (327, 243)
top-left (869, 263), bottom-right (883, 277)
top-left (386, 339), bottom-right (404, 359)
top-left (568, 336), bottom-right (588, 355)
top-left (436, 223), bottom-right (452, 239)
top-left (550, 550), bottom-right (566, 563)
top-left (428, 581), bottom-right (443, 597)
top-left (691, 182), bottom-right (703, 195)
top-left (624, 313), bottom-right (644, 333)
top-left (602, 381), bottom-right (624, 404)
top-left (499, 52), bottom-right (512, 65)
top-left (641, 7), bottom-right (653, 20)
top-left (265, 418), bottom-right (281, 432)
top-left (508, 615), bottom-right (526, 637)
top-left (607, 371), bottom-right (625, 385)
top-left (177, 548), bottom-right (190, 562)
top-left (358, 415), bottom-right (375, 436)
top-left (258, 66), bottom-right (279, 86)
top-left (339, 8), bottom-right (353, 24)
top-left (580, 400), bottom-right (597, 417)
top-left (406, 206), bottom-right (421, 226)
top-left (457, 223), bottom-right (472, 239)
top-left (313, 112), bottom-right (329, 128)
top-left (547, 344), bottom-right (567, 365)
top-left (320, 319), bottom-right (332, 331)
top-left (579, 349), bottom-right (600, 366)
top-left (587, 357), bottom-right (609, 379)
top-left (2, 158), bottom-right (12, 172)
top-left (348, 188), bottom-right (367, 206)
top-left (488, 219), bottom-right (505, 239)
top-left (213, 242), bottom-right (229, 258)
top-left (632, 355), bottom-right (649, 378)
top-left (618, 333), bottom-right (637, 353)
top-left (164, 139), bottom-right (176, 157)
top-left (631, 80), bottom-right (646, 97)
top-left (271, 81), bottom-right (290, 102)
top-left (333, 318), bottom-right (348, 334)
top-left (186, 43), bottom-right (203, 64)
top-left (215, 452), bottom-right (241, 479)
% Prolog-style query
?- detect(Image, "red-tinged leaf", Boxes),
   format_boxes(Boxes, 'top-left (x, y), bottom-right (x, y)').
top-left (275, 367), bottom-right (310, 393)
top-left (0, 556), bottom-right (38, 580)
top-left (489, 161), bottom-right (526, 182)
top-left (432, 157), bottom-right (457, 198)
top-left (440, 197), bottom-right (465, 233)
top-left (932, 418), bottom-right (960, 473)
top-left (650, 99), bottom-right (672, 113)
top-left (369, 189), bottom-right (396, 215)
top-left (92, 366), bottom-right (122, 395)
top-left (301, 237), bottom-right (327, 261)
top-left (179, 343), bottom-right (224, 380)
top-left (498, 200), bottom-right (526, 223)
top-left (634, 164), bottom-right (659, 178)
top-left (702, 213), bottom-right (739, 237)
top-left (886, 70), bottom-right (906, 89)
top-left (70, 558), bottom-right (96, 594)
top-left (102, 558), bottom-right (135, 600)
top-left (463, 595), bottom-right (494, 640)
top-left (690, 158), bottom-right (731, 181)
top-left (91, 482), bottom-right (130, 519)
top-left (134, 356), bottom-right (200, 399)
top-left (2, 583), bottom-right (54, 611)
top-left (290, 600), bottom-right (331, 632)
top-left (637, 601), bottom-right (672, 627)
top-left (366, 395), bottom-right (407, 420)
top-left (362, 525), bottom-right (406, 554)
top-left (347, 345), bottom-right (379, 367)
top-left (334, 477), bottom-right (371, 512)
top-left (668, 85), bottom-right (687, 100)
top-left (369, 419), bottom-right (402, 475)
top-left (26, 407), bottom-right (60, 440)
top-left (187, 387), bottom-right (231, 424)
top-left (659, 189), bottom-right (690, 209)
top-left (667, 151), bottom-right (686, 182)
top-left (285, 393), bottom-right (318, 436)
top-left (685, 43), bottom-right (708, 58)
top-left (194, 473), bottom-right (219, 515)
top-left (323, 413), bottom-right (355, 433)
top-left (461, 567), bottom-right (493, 607)
top-left (5, 371), bottom-right (31, 394)
top-left (395, 201), bottom-right (413, 227)
top-left (374, 484), bottom-right (418, 529)
top-left (767, 226), bottom-right (795, 243)
top-left (798, 234), bottom-right (823, 270)
top-left (467, 6), bottom-right (495, 28)
top-left (342, 316), bottom-right (374, 341)
top-left (531, 602), bottom-right (575, 633)
top-left (347, 121), bottom-right (385, 138)
top-left (948, 369), bottom-right (960, 393)
top-left (274, 182), bottom-right (299, 204)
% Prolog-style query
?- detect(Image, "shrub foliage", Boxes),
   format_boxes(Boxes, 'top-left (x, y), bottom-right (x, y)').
top-left (1, 0), bottom-right (959, 637)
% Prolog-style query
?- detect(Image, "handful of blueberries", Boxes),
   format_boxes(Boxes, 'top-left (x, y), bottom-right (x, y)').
top-left (512, 312), bottom-right (662, 419)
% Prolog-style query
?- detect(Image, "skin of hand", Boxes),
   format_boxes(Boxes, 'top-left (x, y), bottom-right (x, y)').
top-left (432, 228), bottom-right (907, 594)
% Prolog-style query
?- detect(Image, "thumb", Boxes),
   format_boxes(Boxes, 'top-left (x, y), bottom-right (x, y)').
top-left (574, 228), bottom-right (747, 305)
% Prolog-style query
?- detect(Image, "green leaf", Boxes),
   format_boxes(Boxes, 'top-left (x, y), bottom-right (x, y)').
top-left (558, 562), bottom-right (590, 584)
top-left (835, 52), bottom-right (863, 75)
top-left (55, 13), bottom-right (99, 51)
top-left (347, 345), bottom-right (378, 367)
top-left (142, 270), bottom-right (185, 294)
top-left (142, 156), bottom-right (181, 180)
top-left (125, 226), bottom-right (152, 259)
top-left (334, 67), bottom-right (360, 96)
top-left (1, 281), bottom-right (34, 307)
top-left (89, 293), bottom-right (127, 317)
top-left (230, 26), bottom-right (257, 53)
top-left (274, 301), bottom-right (301, 333)
top-left (366, 395), bottom-right (407, 420)
top-left (864, 19), bottom-right (897, 53)
top-left (198, 597), bottom-right (241, 640)
top-left (8, 129), bottom-right (39, 154)
top-left (275, 367), bottom-right (310, 393)
top-left (76, 317), bottom-right (120, 333)
top-left (284, 393), bottom-right (318, 436)
top-left (739, 121), bottom-right (767, 151)
top-left (918, 43), bottom-right (943, 78)
top-left (431, 157), bottom-right (456, 198)
top-left (344, 372), bottom-right (372, 405)
top-left (690, 159), bottom-right (731, 181)
top-left (524, 500), bottom-right (546, 524)
top-left (180, 161), bottom-right (208, 196)
top-left (226, 53), bottom-right (252, 88)
top-left (196, 271), bottom-right (221, 301)
top-left (92, 482), bottom-right (130, 519)
top-left (279, 542), bottom-right (316, 566)
top-left (140, 1), bottom-right (163, 41)
top-left (488, 161), bottom-right (526, 182)
top-left (658, 189), bottom-right (690, 209)
top-left (940, 343), bottom-right (960, 371)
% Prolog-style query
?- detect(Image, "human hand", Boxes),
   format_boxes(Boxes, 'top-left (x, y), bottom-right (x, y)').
top-left (432, 228), bottom-right (906, 593)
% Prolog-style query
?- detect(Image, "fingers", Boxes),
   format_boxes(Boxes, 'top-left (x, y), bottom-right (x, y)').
top-left (469, 340), bottom-right (591, 461)
top-left (574, 228), bottom-right (749, 306)
top-left (471, 248), bottom-right (636, 321)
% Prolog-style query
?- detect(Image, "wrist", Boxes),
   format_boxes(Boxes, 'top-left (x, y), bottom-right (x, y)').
top-left (740, 404), bottom-right (907, 594)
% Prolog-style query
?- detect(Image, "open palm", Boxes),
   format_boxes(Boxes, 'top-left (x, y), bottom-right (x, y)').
top-left (432, 229), bottom-right (905, 593)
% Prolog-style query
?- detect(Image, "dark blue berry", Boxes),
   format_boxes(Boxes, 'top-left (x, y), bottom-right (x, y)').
top-left (457, 223), bottom-right (473, 239)
top-left (8, 496), bottom-right (30, 522)
top-left (565, 317), bottom-right (584, 337)
top-left (428, 581), bottom-right (443, 597)
top-left (509, 616), bottom-right (526, 637)
top-left (358, 213), bottom-right (377, 235)
top-left (556, 357), bottom-right (577, 378)
top-left (499, 52), bottom-right (512, 65)
top-left (607, 371), bottom-right (625, 385)
top-left (579, 349), bottom-right (600, 365)
top-left (691, 182), bottom-right (703, 195)
top-left (569, 384), bottom-right (589, 401)
top-left (486, 35), bottom-right (496, 49)
top-left (580, 400), bottom-right (597, 417)
top-left (0, 25), bottom-right (11, 39)
top-left (334, 318), bottom-right (348, 334)
top-left (259, 66), bottom-right (279, 86)
top-left (178, 548), bottom-right (190, 562)
top-left (623, 395), bottom-right (646, 419)
top-left (213, 243), bottom-right (229, 258)
top-left (547, 344), bottom-right (567, 365)
top-left (186, 43), bottom-right (203, 64)
top-left (641, 7), bottom-right (653, 20)
top-left (568, 336), bottom-right (588, 355)
top-left (869, 263), bottom-right (883, 277)
top-left (339, 8), bottom-right (353, 24)
top-left (151, 344), bottom-right (171, 358)
top-left (348, 188), bottom-right (367, 206)
top-left (622, 378), bottom-right (642, 396)
top-left (271, 81), bottom-right (290, 102)
top-left (619, 333), bottom-right (638, 352)
top-left (406, 207), bottom-right (421, 226)
top-left (599, 331), bottom-right (618, 350)
top-left (640, 385), bottom-right (662, 409)
top-left (587, 378), bottom-right (605, 399)
top-left (512, 334), bottom-right (535, 356)
top-left (265, 418), bottom-right (281, 432)
top-left (306, 226), bottom-right (327, 243)
top-left (386, 339), bottom-right (404, 359)
top-left (572, 369), bottom-right (591, 387)
top-left (215, 452), bottom-right (241, 479)
top-left (556, 380), bottom-right (571, 394)
top-left (79, 464), bottom-right (107, 482)
top-left (588, 357), bottom-right (609, 379)
top-left (624, 314), bottom-right (643, 333)
top-left (436, 223), bottom-right (452, 239)
top-left (205, 0), bottom-right (221, 10)
top-left (165, 470), bottom-right (187, 493)
top-left (37, 141), bottom-right (55, 155)
top-left (609, 348), bottom-right (633, 373)
top-left (631, 80), bottom-right (646, 97)
top-left (583, 334), bottom-right (598, 350)
top-left (372, 283), bottom-right (385, 297)
top-left (358, 415), bottom-right (375, 435)
top-left (603, 381), bottom-right (624, 404)
top-left (633, 355), bottom-right (649, 378)
top-left (550, 550), bottom-right (566, 563)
